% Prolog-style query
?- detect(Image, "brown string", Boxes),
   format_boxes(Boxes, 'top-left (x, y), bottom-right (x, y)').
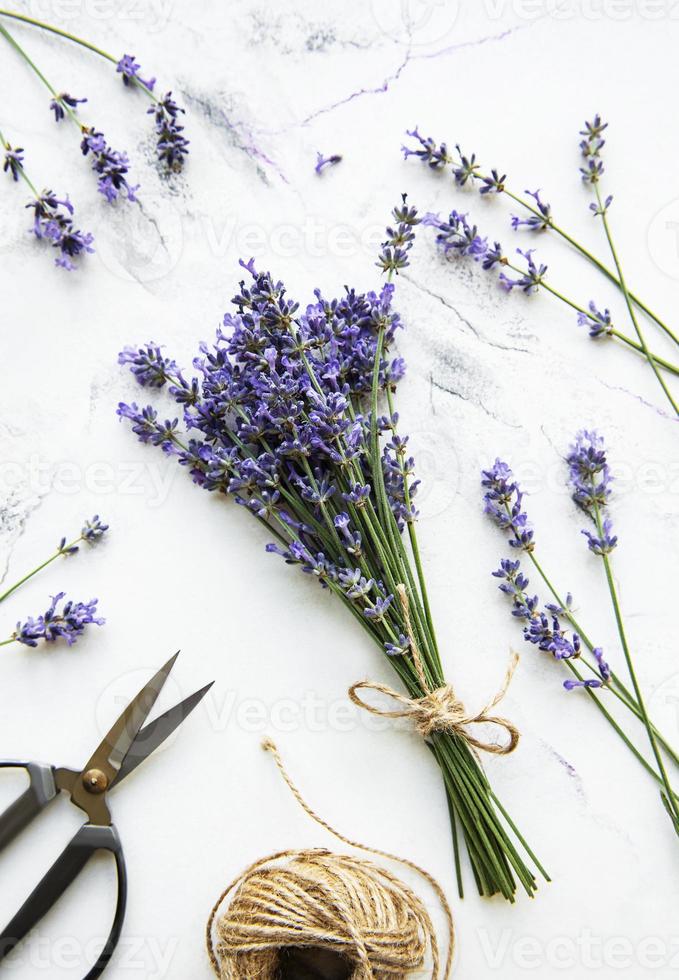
top-left (349, 585), bottom-right (521, 755)
top-left (206, 739), bottom-right (455, 980)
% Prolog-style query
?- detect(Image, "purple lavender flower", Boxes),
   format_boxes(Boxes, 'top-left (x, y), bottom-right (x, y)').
top-left (81, 515), bottom-right (109, 543)
top-left (117, 402), bottom-right (178, 451)
top-left (482, 459), bottom-right (534, 550)
top-left (376, 194), bottom-right (421, 276)
top-left (25, 190), bottom-right (94, 271)
top-left (567, 430), bottom-right (617, 554)
top-left (499, 249), bottom-right (547, 294)
top-left (452, 145), bottom-right (479, 186)
top-left (579, 116), bottom-right (608, 183)
top-left (147, 93), bottom-right (189, 172)
top-left (564, 646), bottom-right (611, 690)
top-left (492, 559), bottom-right (537, 619)
top-left (49, 93), bottom-right (87, 123)
top-left (511, 190), bottom-right (551, 231)
top-left (577, 301), bottom-right (613, 339)
top-left (3, 143), bottom-right (24, 181)
top-left (81, 127), bottom-right (139, 202)
top-left (402, 127), bottom-right (449, 169)
top-left (118, 344), bottom-right (179, 387)
top-left (384, 633), bottom-right (410, 656)
top-left (13, 593), bottom-right (104, 647)
top-left (479, 169), bottom-right (506, 194)
top-left (424, 210), bottom-right (488, 260)
top-left (116, 54), bottom-right (156, 91)
top-left (315, 151), bottom-right (342, 175)
top-left (566, 430), bottom-right (612, 516)
top-left (589, 195), bottom-right (613, 216)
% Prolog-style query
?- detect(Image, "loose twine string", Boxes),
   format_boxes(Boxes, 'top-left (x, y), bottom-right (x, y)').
top-left (349, 585), bottom-right (521, 755)
top-left (206, 739), bottom-right (455, 979)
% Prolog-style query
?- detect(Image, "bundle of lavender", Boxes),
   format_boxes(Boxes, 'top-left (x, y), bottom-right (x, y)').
top-left (118, 202), bottom-right (545, 901)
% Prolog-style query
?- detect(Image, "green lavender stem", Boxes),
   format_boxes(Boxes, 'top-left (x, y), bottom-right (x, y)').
top-left (526, 549), bottom-right (679, 769)
top-left (503, 261), bottom-right (679, 378)
top-left (0, 9), bottom-right (158, 102)
top-left (591, 183), bottom-right (679, 416)
top-left (0, 124), bottom-right (39, 196)
top-left (0, 536), bottom-right (81, 605)
top-left (0, 22), bottom-right (82, 127)
top-left (591, 502), bottom-right (679, 830)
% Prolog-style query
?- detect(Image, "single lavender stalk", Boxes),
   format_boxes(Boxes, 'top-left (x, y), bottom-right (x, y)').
top-left (0, 516), bottom-right (108, 605)
top-left (0, 593), bottom-right (104, 648)
top-left (403, 126), bottom-right (679, 351)
top-left (578, 117), bottom-right (678, 417)
top-left (567, 431), bottom-right (679, 832)
top-left (0, 11), bottom-right (188, 172)
top-left (422, 210), bottom-right (679, 379)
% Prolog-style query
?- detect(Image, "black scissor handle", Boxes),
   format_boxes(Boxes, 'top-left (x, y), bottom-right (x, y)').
top-left (0, 822), bottom-right (128, 979)
top-left (0, 761), bottom-right (57, 853)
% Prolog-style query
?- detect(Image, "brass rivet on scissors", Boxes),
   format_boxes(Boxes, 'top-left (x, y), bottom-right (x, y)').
top-left (82, 768), bottom-right (109, 794)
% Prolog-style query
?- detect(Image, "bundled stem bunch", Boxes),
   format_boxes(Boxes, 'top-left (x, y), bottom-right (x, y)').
top-left (118, 205), bottom-right (545, 900)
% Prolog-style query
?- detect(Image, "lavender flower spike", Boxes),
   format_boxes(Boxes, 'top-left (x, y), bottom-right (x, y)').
top-left (148, 93), bottom-right (189, 172)
top-left (13, 593), bottom-right (104, 647)
top-left (499, 249), bottom-right (547, 294)
top-left (402, 127), bottom-right (449, 169)
top-left (482, 459), bottom-right (534, 551)
top-left (81, 127), bottom-right (139, 203)
top-left (376, 194), bottom-right (421, 276)
top-left (116, 54), bottom-right (156, 91)
top-left (566, 429), bottom-right (617, 554)
top-left (315, 152), bottom-right (342, 175)
top-left (511, 189), bottom-right (552, 231)
top-left (577, 301), bottom-right (613, 339)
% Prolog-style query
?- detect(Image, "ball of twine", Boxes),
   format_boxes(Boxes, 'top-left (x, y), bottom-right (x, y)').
top-left (206, 740), bottom-right (454, 980)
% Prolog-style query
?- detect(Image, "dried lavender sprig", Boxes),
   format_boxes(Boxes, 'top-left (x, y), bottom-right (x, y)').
top-left (0, 516), bottom-right (108, 605)
top-left (423, 211), bottom-right (679, 379)
top-left (579, 117), bottom-right (679, 417)
top-left (482, 457), bottom-right (679, 768)
top-left (0, 593), bottom-right (104, 648)
top-left (567, 431), bottom-right (679, 832)
top-left (403, 126), bottom-right (679, 351)
top-left (0, 11), bottom-right (188, 172)
top-left (376, 193), bottom-right (420, 278)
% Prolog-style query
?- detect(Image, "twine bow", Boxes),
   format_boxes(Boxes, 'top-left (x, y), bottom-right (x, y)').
top-left (349, 585), bottom-right (521, 756)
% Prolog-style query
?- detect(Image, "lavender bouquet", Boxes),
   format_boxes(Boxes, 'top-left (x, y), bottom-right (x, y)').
top-left (118, 204), bottom-right (545, 901)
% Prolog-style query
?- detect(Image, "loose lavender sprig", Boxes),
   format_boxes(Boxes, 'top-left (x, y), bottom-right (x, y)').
top-left (422, 209), bottom-right (679, 378)
top-left (376, 194), bottom-right (421, 277)
top-left (567, 430), bottom-right (679, 831)
top-left (315, 151), bottom-right (342, 175)
top-left (403, 124), bottom-right (679, 353)
top-left (484, 452), bottom-right (679, 825)
top-left (0, 515), bottom-right (108, 605)
top-left (1, 593), bottom-right (104, 648)
top-left (578, 116), bottom-right (679, 418)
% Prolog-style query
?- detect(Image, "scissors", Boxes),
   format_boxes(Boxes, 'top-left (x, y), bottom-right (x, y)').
top-left (0, 653), bottom-right (213, 978)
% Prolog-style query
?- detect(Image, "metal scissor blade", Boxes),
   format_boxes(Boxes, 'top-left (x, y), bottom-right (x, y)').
top-left (80, 652), bottom-right (179, 786)
top-left (113, 681), bottom-right (214, 786)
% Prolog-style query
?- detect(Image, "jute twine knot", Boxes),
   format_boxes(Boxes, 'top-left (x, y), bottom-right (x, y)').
top-left (349, 585), bottom-right (521, 755)
top-left (207, 739), bottom-right (454, 980)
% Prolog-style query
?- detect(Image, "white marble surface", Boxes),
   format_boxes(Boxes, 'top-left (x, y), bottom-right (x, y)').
top-left (1, 0), bottom-right (679, 976)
